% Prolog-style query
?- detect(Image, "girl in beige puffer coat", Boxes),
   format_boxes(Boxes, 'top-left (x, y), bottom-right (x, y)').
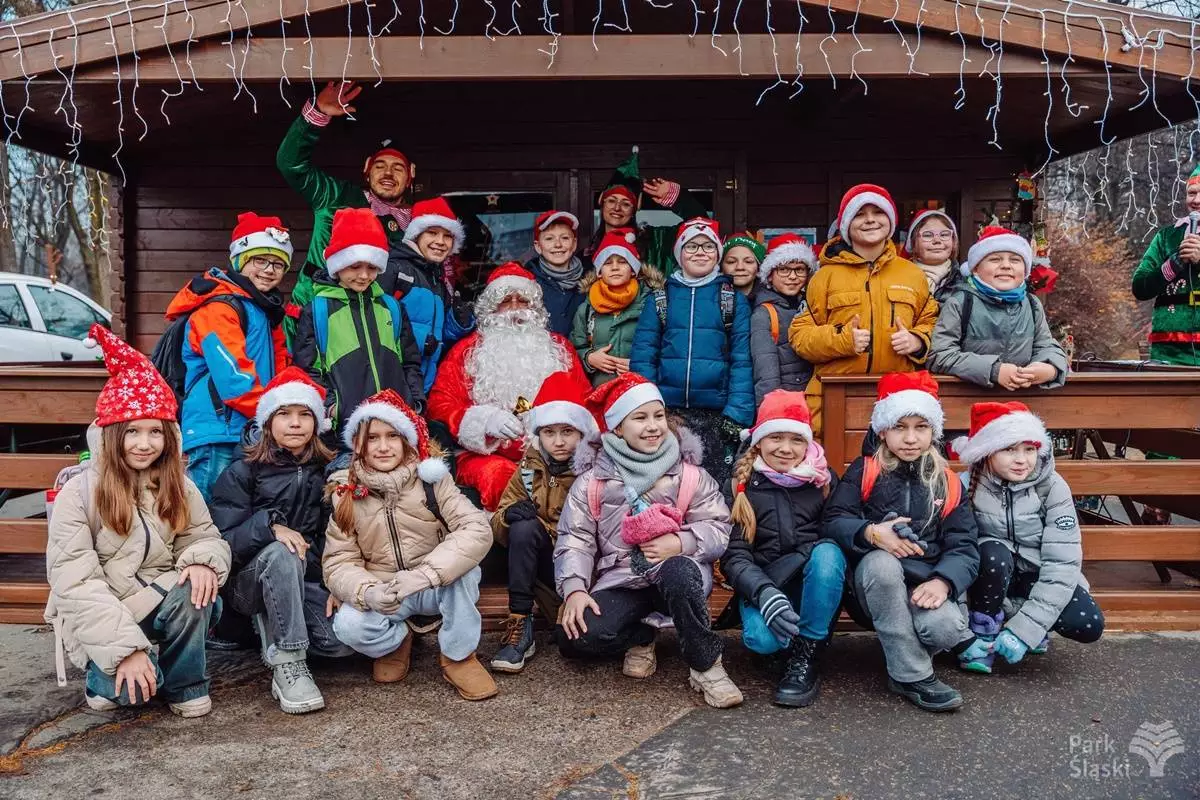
top-left (323, 389), bottom-right (497, 701)
top-left (46, 325), bottom-right (230, 718)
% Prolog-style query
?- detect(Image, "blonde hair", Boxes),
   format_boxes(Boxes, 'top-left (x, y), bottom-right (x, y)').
top-left (873, 442), bottom-right (950, 527)
top-left (729, 445), bottom-right (760, 543)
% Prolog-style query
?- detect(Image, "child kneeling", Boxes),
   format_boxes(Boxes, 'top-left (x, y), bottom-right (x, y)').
top-left (824, 372), bottom-right (985, 712)
top-left (490, 372), bottom-right (595, 673)
top-left (323, 389), bottom-right (497, 700)
top-left (956, 402), bottom-right (1103, 672)
top-left (722, 390), bottom-right (843, 707)
top-left (555, 373), bottom-right (742, 708)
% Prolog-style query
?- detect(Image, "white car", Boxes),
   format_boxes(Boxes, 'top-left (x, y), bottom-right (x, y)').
top-left (0, 273), bottom-right (110, 363)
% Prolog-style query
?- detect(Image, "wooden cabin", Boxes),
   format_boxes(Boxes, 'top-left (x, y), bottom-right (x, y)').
top-left (0, 0), bottom-right (1197, 626)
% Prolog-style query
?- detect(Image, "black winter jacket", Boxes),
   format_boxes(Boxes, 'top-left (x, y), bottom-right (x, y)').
top-left (720, 475), bottom-right (836, 604)
top-left (823, 455), bottom-right (979, 596)
top-left (525, 257), bottom-right (586, 338)
top-left (210, 449), bottom-right (331, 583)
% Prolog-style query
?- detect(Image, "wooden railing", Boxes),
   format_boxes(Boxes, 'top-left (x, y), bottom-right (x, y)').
top-left (823, 372), bottom-right (1200, 630)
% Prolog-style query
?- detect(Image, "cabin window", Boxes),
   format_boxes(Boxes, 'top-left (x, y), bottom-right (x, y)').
top-left (443, 191), bottom-right (556, 298)
top-left (591, 189), bottom-right (714, 231)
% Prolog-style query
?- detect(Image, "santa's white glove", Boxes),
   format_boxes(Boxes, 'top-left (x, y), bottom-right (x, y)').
top-left (486, 409), bottom-right (524, 441)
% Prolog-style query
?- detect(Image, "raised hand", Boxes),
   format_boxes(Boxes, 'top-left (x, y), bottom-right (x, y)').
top-left (315, 80), bottom-right (363, 117)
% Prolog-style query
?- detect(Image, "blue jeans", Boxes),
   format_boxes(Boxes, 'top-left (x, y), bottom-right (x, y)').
top-left (781, 541), bottom-right (848, 641)
top-left (185, 442), bottom-right (239, 504)
top-left (85, 584), bottom-right (222, 705)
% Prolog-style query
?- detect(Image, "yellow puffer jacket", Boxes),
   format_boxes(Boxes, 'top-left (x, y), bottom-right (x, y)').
top-left (788, 238), bottom-right (939, 434)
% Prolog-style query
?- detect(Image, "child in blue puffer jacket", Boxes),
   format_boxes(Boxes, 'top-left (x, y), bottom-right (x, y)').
top-left (629, 217), bottom-right (754, 487)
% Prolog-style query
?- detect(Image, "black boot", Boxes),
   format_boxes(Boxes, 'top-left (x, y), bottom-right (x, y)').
top-left (887, 675), bottom-right (963, 712)
top-left (774, 636), bottom-right (822, 708)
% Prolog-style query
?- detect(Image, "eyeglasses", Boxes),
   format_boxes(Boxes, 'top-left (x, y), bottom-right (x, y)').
top-left (247, 255), bottom-right (290, 274)
top-left (918, 230), bottom-right (954, 241)
top-left (774, 266), bottom-right (809, 278)
top-left (682, 242), bottom-right (719, 255)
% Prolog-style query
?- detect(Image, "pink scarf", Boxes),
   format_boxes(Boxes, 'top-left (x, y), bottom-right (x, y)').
top-left (754, 440), bottom-right (831, 489)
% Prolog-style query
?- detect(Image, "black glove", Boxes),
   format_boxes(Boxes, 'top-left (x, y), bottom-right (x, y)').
top-left (719, 415), bottom-right (744, 441)
top-left (757, 586), bottom-right (800, 642)
top-left (504, 500), bottom-right (539, 525)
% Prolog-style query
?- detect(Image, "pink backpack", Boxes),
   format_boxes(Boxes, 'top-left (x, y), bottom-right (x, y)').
top-left (587, 462), bottom-right (701, 520)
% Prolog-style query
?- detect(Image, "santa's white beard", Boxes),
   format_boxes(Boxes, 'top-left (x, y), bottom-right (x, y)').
top-left (465, 308), bottom-right (569, 410)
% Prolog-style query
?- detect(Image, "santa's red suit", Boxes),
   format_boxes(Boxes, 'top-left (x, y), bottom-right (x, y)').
top-left (428, 264), bottom-right (590, 510)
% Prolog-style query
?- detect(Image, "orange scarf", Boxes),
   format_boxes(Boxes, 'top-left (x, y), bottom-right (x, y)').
top-left (589, 278), bottom-right (640, 315)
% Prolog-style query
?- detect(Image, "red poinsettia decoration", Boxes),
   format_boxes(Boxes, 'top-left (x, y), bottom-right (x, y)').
top-left (1028, 265), bottom-right (1058, 295)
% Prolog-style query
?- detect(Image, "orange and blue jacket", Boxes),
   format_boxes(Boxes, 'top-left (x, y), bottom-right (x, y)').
top-left (165, 268), bottom-right (289, 450)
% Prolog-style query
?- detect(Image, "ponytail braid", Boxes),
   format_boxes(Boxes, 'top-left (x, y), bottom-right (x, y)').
top-left (729, 445), bottom-right (760, 544)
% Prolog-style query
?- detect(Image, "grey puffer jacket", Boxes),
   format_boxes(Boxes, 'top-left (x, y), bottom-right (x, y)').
top-left (750, 287), bottom-right (813, 407)
top-left (969, 450), bottom-right (1087, 648)
top-left (928, 281), bottom-right (1068, 389)
top-left (554, 427), bottom-right (731, 599)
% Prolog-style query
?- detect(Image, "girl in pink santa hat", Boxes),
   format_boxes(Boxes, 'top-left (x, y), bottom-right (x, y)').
top-left (903, 209), bottom-right (964, 302)
top-left (554, 372), bottom-right (742, 708)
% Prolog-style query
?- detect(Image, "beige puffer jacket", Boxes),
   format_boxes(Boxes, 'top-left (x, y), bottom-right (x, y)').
top-left (322, 463), bottom-right (492, 610)
top-left (45, 425), bottom-right (231, 679)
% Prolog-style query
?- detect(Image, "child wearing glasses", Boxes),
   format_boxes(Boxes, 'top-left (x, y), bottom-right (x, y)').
top-left (928, 227), bottom-right (1067, 390)
top-left (904, 210), bottom-right (964, 302)
top-left (630, 217), bottom-right (754, 486)
top-left (751, 234), bottom-right (818, 407)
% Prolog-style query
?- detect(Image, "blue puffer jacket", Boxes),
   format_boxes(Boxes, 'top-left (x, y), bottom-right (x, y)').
top-left (629, 273), bottom-right (755, 425)
top-left (526, 257), bottom-right (586, 338)
top-left (387, 243), bottom-right (474, 392)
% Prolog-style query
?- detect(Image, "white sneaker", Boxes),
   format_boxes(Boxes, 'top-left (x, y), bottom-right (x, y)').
top-left (84, 692), bottom-right (118, 712)
top-left (622, 642), bottom-right (657, 679)
top-left (169, 695), bottom-right (212, 718)
top-left (688, 658), bottom-right (743, 708)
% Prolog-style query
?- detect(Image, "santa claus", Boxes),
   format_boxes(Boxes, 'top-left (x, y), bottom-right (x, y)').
top-left (428, 263), bottom-right (591, 510)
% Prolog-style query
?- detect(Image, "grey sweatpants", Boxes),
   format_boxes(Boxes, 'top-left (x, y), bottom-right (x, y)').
top-left (853, 550), bottom-right (973, 683)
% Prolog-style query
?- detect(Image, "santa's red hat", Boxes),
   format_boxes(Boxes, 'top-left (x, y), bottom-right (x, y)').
top-left (228, 212), bottom-right (294, 271)
top-left (952, 401), bottom-right (1051, 466)
top-left (343, 389), bottom-right (448, 483)
top-left (743, 389), bottom-right (814, 447)
top-left (85, 323), bottom-right (177, 426)
top-left (759, 233), bottom-right (817, 284)
top-left (474, 262), bottom-right (543, 317)
top-left (403, 196), bottom-right (465, 255)
top-left (533, 210), bottom-right (580, 238)
top-left (525, 371), bottom-right (597, 436)
top-left (963, 226), bottom-right (1033, 277)
top-left (837, 183), bottom-right (897, 242)
top-left (672, 216), bottom-right (721, 267)
top-left (324, 208), bottom-right (388, 277)
top-left (592, 227), bottom-right (642, 274)
top-left (870, 371), bottom-right (944, 440)
top-left (255, 366), bottom-right (331, 434)
top-left (362, 141), bottom-right (410, 177)
top-left (586, 372), bottom-right (664, 432)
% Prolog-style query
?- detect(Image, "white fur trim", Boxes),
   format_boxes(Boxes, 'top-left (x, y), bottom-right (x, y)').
top-left (475, 275), bottom-right (543, 316)
top-left (417, 457), bottom-right (450, 484)
top-left (749, 418), bottom-right (814, 447)
top-left (229, 228), bottom-right (294, 262)
top-left (672, 222), bottom-right (722, 267)
top-left (403, 215), bottom-right (466, 255)
top-left (326, 243), bottom-right (389, 276)
top-left (527, 400), bottom-right (597, 437)
top-left (953, 411), bottom-right (1051, 465)
top-left (758, 242), bottom-right (817, 283)
top-left (592, 243), bottom-right (642, 275)
top-left (964, 233), bottom-right (1033, 277)
top-left (342, 401), bottom-right (417, 451)
top-left (604, 382), bottom-right (664, 430)
top-left (839, 192), bottom-right (896, 241)
top-left (537, 211), bottom-right (580, 232)
top-left (256, 382), bottom-right (329, 433)
top-left (457, 404), bottom-right (504, 455)
top-left (870, 389), bottom-right (945, 439)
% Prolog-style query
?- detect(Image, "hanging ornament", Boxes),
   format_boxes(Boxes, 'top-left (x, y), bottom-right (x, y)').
top-left (1017, 170), bottom-right (1038, 202)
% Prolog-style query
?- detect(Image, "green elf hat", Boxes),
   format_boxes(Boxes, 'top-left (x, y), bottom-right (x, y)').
top-left (1189, 164), bottom-right (1200, 186)
top-left (600, 146), bottom-right (643, 205)
top-left (722, 232), bottom-right (766, 264)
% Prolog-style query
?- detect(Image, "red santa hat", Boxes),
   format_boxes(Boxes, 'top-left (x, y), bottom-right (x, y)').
top-left (533, 210), bottom-right (580, 238)
top-left (324, 208), bottom-right (389, 277)
top-left (85, 323), bottom-right (177, 426)
top-left (474, 262), bottom-right (544, 317)
top-left (759, 233), bottom-right (817, 284)
top-left (362, 140), bottom-right (410, 176)
top-left (742, 389), bottom-right (814, 447)
top-left (343, 389), bottom-right (448, 483)
top-left (870, 370), bottom-right (944, 440)
top-left (255, 366), bottom-right (331, 434)
top-left (963, 226), bottom-right (1034, 277)
top-left (228, 212), bottom-right (294, 270)
top-left (837, 183), bottom-right (897, 243)
top-left (904, 209), bottom-right (958, 255)
top-left (586, 372), bottom-right (664, 432)
top-left (673, 216), bottom-right (721, 267)
top-left (592, 227), bottom-right (642, 274)
top-left (403, 196), bottom-right (465, 255)
top-left (952, 401), bottom-right (1051, 466)
top-left (525, 371), bottom-right (597, 437)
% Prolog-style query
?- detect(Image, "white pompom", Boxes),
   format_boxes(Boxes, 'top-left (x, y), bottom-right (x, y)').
top-left (631, 144), bottom-right (639, 154)
top-left (740, 428), bottom-right (751, 442)
top-left (417, 457), bottom-right (450, 484)
top-left (624, 232), bottom-right (636, 244)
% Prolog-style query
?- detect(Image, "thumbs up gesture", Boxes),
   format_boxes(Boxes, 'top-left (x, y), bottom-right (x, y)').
top-left (849, 314), bottom-right (871, 354)
top-left (890, 317), bottom-right (922, 356)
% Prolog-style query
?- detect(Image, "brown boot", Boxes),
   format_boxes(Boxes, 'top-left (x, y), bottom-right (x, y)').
top-left (439, 652), bottom-right (498, 701)
top-left (372, 631), bottom-right (413, 684)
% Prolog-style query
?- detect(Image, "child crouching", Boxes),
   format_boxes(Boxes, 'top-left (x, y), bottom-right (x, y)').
top-left (555, 373), bottom-right (742, 708)
top-left (722, 390), bottom-right (844, 707)
top-left (323, 389), bottom-right (497, 700)
top-left (490, 372), bottom-right (595, 673)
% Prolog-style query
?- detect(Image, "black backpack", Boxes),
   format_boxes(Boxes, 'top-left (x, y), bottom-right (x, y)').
top-left (150, 295), bottom-right (248, 419)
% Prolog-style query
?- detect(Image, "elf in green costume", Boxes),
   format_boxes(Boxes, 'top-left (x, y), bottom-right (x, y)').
top-left (1132, 166), bottom-right (1200, 365)
top-left (584, 147), bottom-right (709, 277)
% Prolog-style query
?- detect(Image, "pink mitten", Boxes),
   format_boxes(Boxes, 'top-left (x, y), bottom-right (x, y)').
top-left (621, 503), bottom-right (684, 546)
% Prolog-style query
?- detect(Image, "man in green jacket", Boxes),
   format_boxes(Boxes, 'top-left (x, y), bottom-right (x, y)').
top-left (1132, 166), bottom-right (1200, 364)
top-left (277, 80), bottom-right (414, 336)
